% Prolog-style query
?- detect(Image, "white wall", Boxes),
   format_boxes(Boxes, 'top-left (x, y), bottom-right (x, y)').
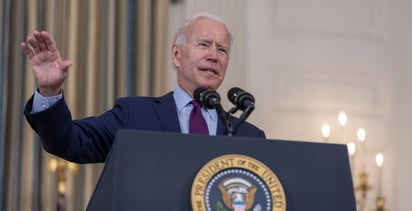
top-left (169, 0), bottom-right (412, 210)
top-left (389, 0), bottom-right (412, 210)
top-left (246, 1), bottom-right (394, 209)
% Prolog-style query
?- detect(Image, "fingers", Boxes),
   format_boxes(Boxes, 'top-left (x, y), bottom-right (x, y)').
top-left (60, 60), bottom-right (73, 71)
top-left (40, 31), bottom-right (57, 52)
top-left (22, 30), bottom-right (57, 55)
top-left (34, 31), bottom-right (48, 51)
top-left (20, 42), bottom-right (35, 59)
top-left (27, 35), bottom-right (41, 53)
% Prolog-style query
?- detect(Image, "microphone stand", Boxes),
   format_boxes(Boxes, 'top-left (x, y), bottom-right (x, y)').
top-left (212, 101), bottom-right (234, 136)
top-left (228, 104), bottom-right (255, 135)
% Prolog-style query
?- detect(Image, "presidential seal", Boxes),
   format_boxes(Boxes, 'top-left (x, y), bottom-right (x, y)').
top-left (191, 154), bottom-right (286, 211)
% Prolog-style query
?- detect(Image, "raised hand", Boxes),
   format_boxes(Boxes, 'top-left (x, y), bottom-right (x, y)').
top-left (21, 31), bottom-right (73, 96)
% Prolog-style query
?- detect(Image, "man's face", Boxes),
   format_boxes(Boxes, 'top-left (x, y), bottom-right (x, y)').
top-left (172, 18), bottom-right (230, 97)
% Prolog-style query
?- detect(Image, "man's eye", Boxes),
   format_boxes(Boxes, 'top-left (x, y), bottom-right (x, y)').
top-left (218, 48), bottom-right (227, 54)
top-left (199, 43), bottom-right (208, 47)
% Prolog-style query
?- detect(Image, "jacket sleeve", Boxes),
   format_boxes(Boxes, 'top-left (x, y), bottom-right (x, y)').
top-left (24, 94), bottom-right (130, 163)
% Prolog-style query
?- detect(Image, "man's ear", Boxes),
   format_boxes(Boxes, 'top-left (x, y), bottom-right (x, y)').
top-left (171, 44), bottom-right (181, 69)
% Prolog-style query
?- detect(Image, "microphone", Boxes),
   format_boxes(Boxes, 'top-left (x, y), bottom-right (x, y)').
top-left (194, 87), bottom-right (234, 135)
top-left (193, 87), bottom-right (221, 109)
top-left (227, 87), bottom-right (255, 111)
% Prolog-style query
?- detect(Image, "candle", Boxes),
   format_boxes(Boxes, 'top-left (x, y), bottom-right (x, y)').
top-left (338, 111), bottom-right (347, 126)
top-left (376, 153), bottom-right (384, 196)
top-left (347, 142), bottom-right (356, 180)
top-left (338, 111), bottom-right (347, 143)
top-left (357, 128), bottom-right (366, 171)
top-left (321, 124), bottom-right (331, 142)
top-left (347, 142), bottom-right (356, 166)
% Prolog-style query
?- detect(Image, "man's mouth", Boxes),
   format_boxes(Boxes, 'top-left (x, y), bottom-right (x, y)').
top-left (199, 67), bottom-right (218, 75)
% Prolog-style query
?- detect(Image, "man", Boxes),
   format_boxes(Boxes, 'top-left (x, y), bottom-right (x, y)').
top-left (21, 13), bottom-right (265, 164)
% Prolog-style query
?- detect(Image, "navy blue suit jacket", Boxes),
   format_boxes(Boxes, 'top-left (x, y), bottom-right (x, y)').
top-left (24, 92), bottom-right (265, 163)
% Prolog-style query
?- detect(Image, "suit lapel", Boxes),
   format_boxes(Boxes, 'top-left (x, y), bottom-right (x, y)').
top-left (216, 119), bottom-right (226, 135)
top-left (152, 92), bottom-right (182, 133)
top-left (217, 115), bottom-right (240, 136)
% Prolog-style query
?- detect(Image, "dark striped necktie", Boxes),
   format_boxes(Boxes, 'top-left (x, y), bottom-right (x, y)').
top-left (189, 101), bottom-right (209, 135)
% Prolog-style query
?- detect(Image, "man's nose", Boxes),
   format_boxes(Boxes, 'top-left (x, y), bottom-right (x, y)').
top-left (206, 46), bottom-right (218, 63)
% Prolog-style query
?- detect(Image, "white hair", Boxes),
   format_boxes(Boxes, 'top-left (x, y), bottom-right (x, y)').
top-left (172, 13), bottom-right (233, 50)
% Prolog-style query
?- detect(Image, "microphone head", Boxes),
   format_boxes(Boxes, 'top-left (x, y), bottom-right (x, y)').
top-left (193, 87), bottom-right (221, 109)
top-left (194, 87), bottom-right (208, 103)
top-left (227, 87), bottom-right (255, 110)
top-left (227, 87), bottom-right (243, 105)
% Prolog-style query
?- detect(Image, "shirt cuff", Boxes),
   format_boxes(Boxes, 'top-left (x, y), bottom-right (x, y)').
top-left (32, 89), bottom-right (63, 113)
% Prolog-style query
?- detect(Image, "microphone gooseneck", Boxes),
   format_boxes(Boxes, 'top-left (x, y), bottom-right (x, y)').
top-left (227, 87), bottom-right (255, 122)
